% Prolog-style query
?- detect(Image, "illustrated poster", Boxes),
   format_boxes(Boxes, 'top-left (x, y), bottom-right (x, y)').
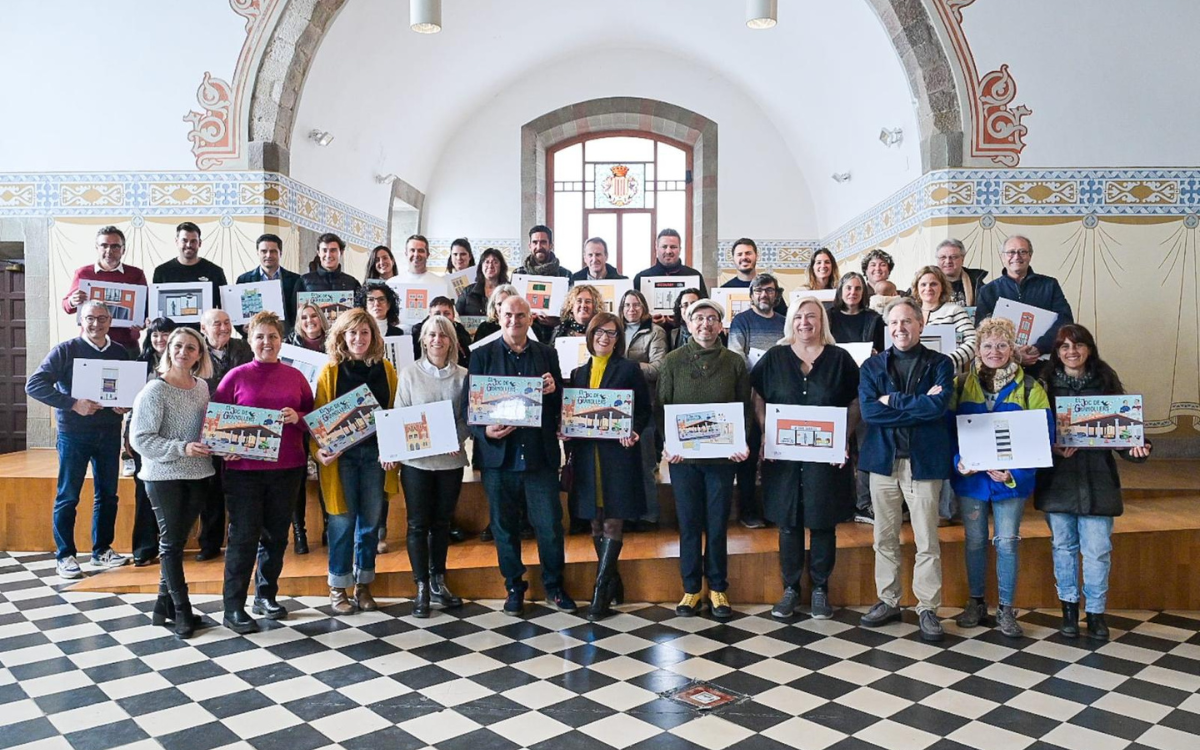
top-left (459, 315), bottom-right (487, 336)
top-left (78, 280), bottom-right (146, 329)
top-left (466, 375), bottom-right (543, 427)
top-left (639, 275), bottom-right (702, 316)
top-left (386, 283), bottom-right (437, 326)
top-left (1054, 394), bottom-right (1145, 449)
top-left (376, 400), bottom-right (460, 461)
top-left (711, 287), bottom-right (753, 326)
top-left (278, 343), bottom-right (326, 395)
top-left (201, 403), bottom-right (284, 461)
top-left (70, 359), bottom-right (148, 408)
top-left (587, 278), bottom-right (634, 314)
top-left (296, 290), bottom-right (355, 323)
top-left (764, 404), bottom-right (848, 463)
top-left (384, 335), bottom-right (416, 371)
top-left (444, 266), bottom-right (476, 301)
top-left (663, 402), bottom-right (747, 459)
top-left (219, 280), bottom-right (285, 325)
top-left (554, 336), bottom-right (590, 376)
top-left (304, 384), bottom-right (381, 455)
top-left (957, 410), bottom-right (1053, 470)
top-left (149, 281), bottom-right (213, 324)
top-left (513, 273), bottom-right (569, 316)
top-left (994, 298), bottom-right (1059, 348)
top-left (562, 388), bottom-right (633, 439)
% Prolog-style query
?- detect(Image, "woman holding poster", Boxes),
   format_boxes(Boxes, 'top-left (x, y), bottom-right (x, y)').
top-left (949, 317), bottom-right (1051, 639)
top-left (1036, 324), bottom-right (1151, 641)
top-left (356, 284), bottom-right (405, 337)
top-left (620, 290), bottom-right (668, 531)
top-left (750, 297), bottom-right (859, 620)
top-left (211, 311), bottom-right (314, 634)
top-left (129, 327), bottom-right (214, 639)
top-left (564, 312), bottom-right (652, 621)
top-left (312, 308), bottom-right (398, 615)
top-left (395, 315), bottom-right (469, 617)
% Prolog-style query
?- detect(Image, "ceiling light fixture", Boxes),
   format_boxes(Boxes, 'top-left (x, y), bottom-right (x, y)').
top-left (879, 127), bottom-right (904, 147)
top-left (375, 174), bottom-right (400, 184)
top-left (308, 129), bottom-right (334, 147)
top-left (747, 0), bottom-right (778, 29)
top-left (831, 172), bottom-right (852, 183)
top-left (411, 0), bottom-right (442, 34)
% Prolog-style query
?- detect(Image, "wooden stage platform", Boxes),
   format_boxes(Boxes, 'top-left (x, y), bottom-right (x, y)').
top-left (3, 449), bottom-right (1199, 608)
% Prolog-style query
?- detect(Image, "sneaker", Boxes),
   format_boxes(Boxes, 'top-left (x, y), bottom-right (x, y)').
top-left (996, 605), bottom-right (1023, 639)
top-left (122, 458), bottom-right (136, 477)
top-left (956, 598), bottom-right (988, 629)
top-left (810, 588), bottom-right (833, 620)
top-left (503, 584), bottom-right (526, 616)
top-left (89, 548), bottom-right (129, 568)
top-left (772, 587), bottom-right (800, 619)
top-left (860, 601), bottom-right (901, 628)
top-left (739, 516), bottom-right (766, 529)
top-left (56, 556), bottom-right (83, 580)
top-left (676, 592), bottom-right (703, 617)
top-left (709, 591), bottom-right (733, 621)
top-left (853, 514), bottom-right (875, 525)
top-left (376, 539), bottom-right (389, 555)
top-left (546, 589), bottom-right (577, 614)
top-left (918, 609), bottom-right (945, 642)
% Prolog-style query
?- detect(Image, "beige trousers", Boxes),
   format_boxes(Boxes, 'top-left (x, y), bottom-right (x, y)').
top-left (870, 459), bottom-right (942, 613)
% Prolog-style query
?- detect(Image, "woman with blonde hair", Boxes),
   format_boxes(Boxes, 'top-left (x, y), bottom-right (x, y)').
top-left (286, 302), bottom-right (330, 353)
top-left (552, 284), bottom-right (600, 342)
top-left (130, 327), bottom-right (215, 638)
top-left (313, 308), bottom-right (399, 614)
top-left (911, 265), bottom-right (976, 373)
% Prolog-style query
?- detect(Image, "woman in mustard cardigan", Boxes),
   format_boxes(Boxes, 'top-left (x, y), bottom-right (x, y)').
top-left (312, 308), bottom-right (398, 614)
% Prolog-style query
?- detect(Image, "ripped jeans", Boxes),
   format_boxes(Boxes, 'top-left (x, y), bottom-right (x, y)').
top-left (960, 495), bottom-right (1026, 606)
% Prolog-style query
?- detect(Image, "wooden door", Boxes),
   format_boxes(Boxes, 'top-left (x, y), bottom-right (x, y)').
top-left (0, 261), bottom-right (27, 454)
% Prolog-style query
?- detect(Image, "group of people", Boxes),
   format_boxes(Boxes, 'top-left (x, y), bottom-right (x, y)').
top-left (31, 222), bottom-right (1147, 644)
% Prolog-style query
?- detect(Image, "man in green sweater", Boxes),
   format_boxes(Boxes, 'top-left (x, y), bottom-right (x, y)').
top-left (657, 299), bottom-right (751, 621)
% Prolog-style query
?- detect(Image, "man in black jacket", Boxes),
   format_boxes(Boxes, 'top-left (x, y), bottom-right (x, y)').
top-left (632, 228), bottom-right (708, 329)
top-left (466, 295), bottom-right (575, 616)
top-left (934, 239), bottom-right (988, 308)
top-left (236, 233), bottom-right (301, 332)
top-left (569, 237), bottom-right (626, 284)
top-left (152, 221), bottom-right (227, 330)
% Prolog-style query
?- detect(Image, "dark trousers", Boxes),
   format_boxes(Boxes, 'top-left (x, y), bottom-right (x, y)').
top-left (130, 451), bottom-right (159, 562)
top-left (400, 465), bottom-right (463, 581)
top-left (199, 457), bottom-right (227, 555)
top-left (669, 462), bottom-right (737, 593)
top-left (145, 479), bottom-right (206, 606)
top-left (53, 429), bottom-right (121, 560)
top-left (779, 525), bottom-right (837, 592)
top-left (481, 468), bottom-right (565, 592)
top-left (221, 467), bottom-right (305, 608)
top-left (734, 421), bottom-right (763, 520)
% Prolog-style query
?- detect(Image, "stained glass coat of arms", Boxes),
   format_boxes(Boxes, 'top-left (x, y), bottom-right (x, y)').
top-left (595, 163), bottom-right (645, 209)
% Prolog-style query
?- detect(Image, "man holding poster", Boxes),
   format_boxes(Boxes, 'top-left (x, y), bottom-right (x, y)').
top-left (858, 297), bottom-right (955, 642)
top-left (62, 226), bottom-right (147, 352)
top-left (466, 295), bottom-right (575, 616)
top-left (974, 235), bottom-right (1073, 365)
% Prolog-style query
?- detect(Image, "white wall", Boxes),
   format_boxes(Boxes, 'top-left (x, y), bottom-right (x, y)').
top-left (1, 0), bottom-right (246, 171)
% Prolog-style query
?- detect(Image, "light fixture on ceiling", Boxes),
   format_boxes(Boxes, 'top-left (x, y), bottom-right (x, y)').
top-left (747, 0), bottom-right (778, 29)
top-left (375, 173), bottom-right (400, 184)
top-left (411, 0), bottom-right (442, 33)
top-left (879, 127), bottom-right (904, 147)
top-left (831, 172), bottom-right (852, 183)
top-left (308, 129), bottom-right (334, 147)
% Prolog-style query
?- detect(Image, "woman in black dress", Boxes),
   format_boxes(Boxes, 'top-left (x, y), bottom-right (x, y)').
top-left (565, 312), bottom-right (651, 621)
top-left (751, 296), bottom-right (859, 621)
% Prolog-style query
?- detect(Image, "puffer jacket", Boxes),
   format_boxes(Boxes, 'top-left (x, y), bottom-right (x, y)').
top-left (624, 319), bottom-right (667, 389)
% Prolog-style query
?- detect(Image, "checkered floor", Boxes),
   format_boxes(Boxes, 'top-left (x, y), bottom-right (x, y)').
top-left (3, 551), bottom-right (1200, 750)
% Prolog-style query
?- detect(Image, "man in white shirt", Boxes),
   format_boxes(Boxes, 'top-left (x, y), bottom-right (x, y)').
top-left (390, 234), bottom-right (438, 286)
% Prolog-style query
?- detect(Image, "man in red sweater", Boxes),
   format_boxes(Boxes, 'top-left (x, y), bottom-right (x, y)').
top-left (62, 226), bottom-right (147, 353)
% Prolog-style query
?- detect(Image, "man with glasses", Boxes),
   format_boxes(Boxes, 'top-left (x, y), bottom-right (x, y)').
top-left (934, 238), bottom-right (988, 308)
top-left (975, 235), bottom-right (1074, 365)
top-left (27, 301), bottom-right (133, 579)
top-left (63, 226), bottom-right (149, 354)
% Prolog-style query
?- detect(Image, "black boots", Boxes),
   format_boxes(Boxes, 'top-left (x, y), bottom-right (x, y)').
top-left (1060, 600), bottom-right (1080, 638)
top-left (293, 527), bottom-right (309, 555)
top-left (591, 536), bottom-right (624, 607)
top-left (412, 580), bottom-right (432, 618)
top-left (429, 573), bottom-right (463, 608)
top-left (151, 593), bottom-right (176, 626)
top-left (588, 538), bottom-right (623, 621)
top-left (1086, 612), bottom-right (1110, 641)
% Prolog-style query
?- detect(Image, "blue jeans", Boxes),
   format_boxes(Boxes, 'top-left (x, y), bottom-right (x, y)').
top-left (54, 429), bottom-right (122, 560)
top-left (669, 462), bottom-right (736, 594)
top-left (1046, 513), bottom-right (1114, 613)
top-left (327, 441), bottom-right (385, 588)
top-left (481, 468), bottom-right (564, 592)
top-left (961, 495), bottom-right (1025, 606)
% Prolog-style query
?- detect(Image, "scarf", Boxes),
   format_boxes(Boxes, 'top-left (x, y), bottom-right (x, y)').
top-left (522, 253), bottom-right (562, 277)
top-left (1053, 367), bottom-right (1097, 394)
top-left (960, 271), bottom-right (976, 306)
top-left (977, 360), bottom-right (1019, 395)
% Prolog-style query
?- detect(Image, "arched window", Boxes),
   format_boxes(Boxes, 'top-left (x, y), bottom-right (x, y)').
top-left (547, 133), bottom-right (693, 276)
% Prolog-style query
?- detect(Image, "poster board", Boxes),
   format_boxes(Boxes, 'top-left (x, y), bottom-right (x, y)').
top-left (764, 404), bottom-right (848, 463)
top-left (663, 402), bottom-right (747, 459)
top-left (956, 410), bottom-right (1053, 471)
top-left (711, 287), bottom-right (753, 326)
top-left (587, 278), bottom-right (634, 314)
top-left (376, 400), bottom-right (460, 461)
top-left (885, 323), bottom-right (957, 354)
top-left (384, 335), bottom-right (416, 371)
top-left (1054, 394), bottom-right (1145, 449)
top-left (304, 384), bottom-right (381, 455)
top-left (562, 388), bottom-right (633, 439)
top-left (296, 290), bottom-right (355, 324)
top-left (387, 283), bottom-right (438, 326)
top-left (466, 375), bottom-right (543, 427)
top-left (554, 336), bottom-right (590, 377)
top-left (469, 326), bottom-right (538, 351)
top-left (459, 315), bottom-right (487, 336)
top-left (994, 298), bottom-right (1058, 348)
top-left (149, 281), bottom-right (213, 324)
top-left (78, 280), bottom-right (146, 329)
top-left (219, 280), bottom-right (285, 325)
top-left (836, 342), bottom-right (874, 366)
top-left (790, 288), bottom-right (837, 306)
top-left (513, 273), bottom-right (569, 316)
top-left (639, 276), bottom-right (702, 316)
top-left (278, 343), bottom-right (326, 395)
top-left (70, 359), bottom-right (148, 408)
top-left (201, 403), bottom-right (284, 461)
top-left (444, 266), bottom-right (476, 301)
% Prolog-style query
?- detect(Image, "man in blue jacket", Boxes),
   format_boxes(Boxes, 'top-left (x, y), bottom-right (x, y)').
top-left (974, 234), bottom-right (1073, 366)
top-left (236, 233), bottom-right (301, 332)
top-left (466, 294), bottom-right (575, 616)
top-left (858, 297), bottom-right (955, 641)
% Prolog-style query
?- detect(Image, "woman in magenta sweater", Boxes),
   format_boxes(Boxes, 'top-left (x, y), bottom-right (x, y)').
top-left (211, 311), bottom-right (314, 634)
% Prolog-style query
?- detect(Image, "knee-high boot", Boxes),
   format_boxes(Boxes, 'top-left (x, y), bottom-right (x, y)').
top-left (592, 535), bottom-right (624, 606)
top-left (588, 538), bottom-right (623, 621)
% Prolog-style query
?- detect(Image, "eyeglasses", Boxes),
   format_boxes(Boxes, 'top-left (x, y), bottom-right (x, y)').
top-left (935, 255), bottom-right (963, 262)
top-left (1002, 249), bottom-right (1032, 258)
top-left (83, 316), bottom-right (111, 324)
top-left (752, 288), bottom-right (778, 296)
top-left (365, 296), bottom-right (388, 305)
top-left (97, 243), bottom-right (124, 251)
top-left (691, 315), bottom-right (721, 325)
top-left (593, 329), bottom-right (619, 340)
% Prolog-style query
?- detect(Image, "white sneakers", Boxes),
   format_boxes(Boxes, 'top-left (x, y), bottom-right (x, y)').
top-left (56, 556), bottom-right (83, 579)
top-left (91, 548), bottom-right (130, 569)
top-left (56, 549), bottom-right (128, 580)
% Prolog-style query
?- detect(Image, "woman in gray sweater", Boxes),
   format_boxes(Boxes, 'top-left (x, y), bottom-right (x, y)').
top-left (395, 315), bottom-right (470, 617)
top-left (130, 327), bottom-right (215, 639)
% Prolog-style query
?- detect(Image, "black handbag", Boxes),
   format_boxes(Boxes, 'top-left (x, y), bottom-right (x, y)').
top-left (559, 447), bottom-right (576, 493)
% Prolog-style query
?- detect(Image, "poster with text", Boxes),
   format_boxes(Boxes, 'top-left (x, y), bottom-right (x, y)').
top-left (386, 283), bottom-right (438, 326)
top-left (201, 403), bottom-right (284, 461)
top-left (296, 290), bottom-right (354, 323)
top-left (149, 282), bottom-right (213, 324)
top-left (376, 400), bottom-right (460, 461)
top-left (711, 287), bottom-right (753, 326)
top-left (587, 278), bottom-right (634, 314)
top-left (764, 404), bottom-right (848, 463)
top-left (994, 298), bottom-right (1059, 348)
top-left (467, 375), bottom-right (543, 427)
top-left (513, 274), bottom-right (569, 316)
top-left (219, 280), bottom-right (285, 325)
top-left (562, 388), bottom-right (633, 439)
top-left (885, 323), bottom-right (957, 354)
top-left (957, 410), bottom-right (1053, 471)
top-left (278, 343), bottom-right (326, 395)
top-left (384, 335), bottom-right (416, 371)
top-left (1054, 394), bottom-right (1145, 449)
top-left (444, 266), bottom-right (476, 301)
top-left (640, 276), bottom-right (702, 316)
top-left (79, 280), bottom-right (146, 329)
top-left (554, 336), bottom-right (590, 377)
top-left (663, 402), bottom-right (747, 459)
top-left (304, 384), bottom-right (381, 455)
top-left (70, 359), bottom-right (148, 408)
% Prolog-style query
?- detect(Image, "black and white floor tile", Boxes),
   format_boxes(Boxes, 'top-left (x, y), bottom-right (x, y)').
top-left (2, 550), bottom-right (1200, 750)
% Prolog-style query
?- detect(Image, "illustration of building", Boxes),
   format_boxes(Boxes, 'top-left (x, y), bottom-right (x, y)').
top-left (527, 281), bottom-right (554, 311)
top-left (90, 286), bottom-right (136, 321)
top-left (100, 368), bottom-right (119, 401)
top-left (405, 413), bottom-right (432, 451)
top-left (775, 419), bottom-right (834, 448)
top-left (241, 288), bottom-right (264, 316)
